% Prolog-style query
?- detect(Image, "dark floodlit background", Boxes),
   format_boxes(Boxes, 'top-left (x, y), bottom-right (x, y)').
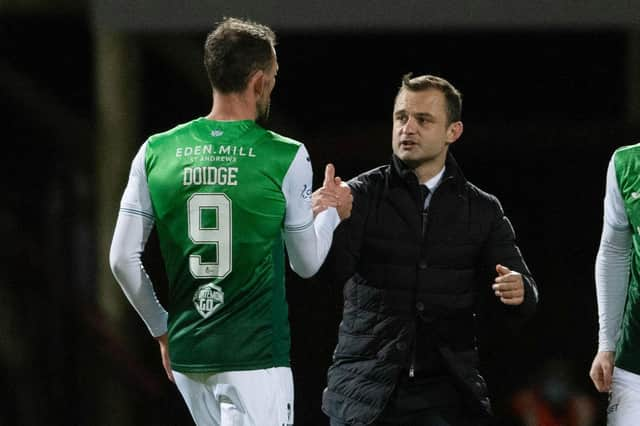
top-left (2, 1), bottom-right (639, 425)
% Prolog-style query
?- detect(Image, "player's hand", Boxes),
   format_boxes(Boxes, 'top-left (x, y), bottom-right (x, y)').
top-left (311, 164), bottom-right (339, 217)
top-left (312, 163), bottom-right (352, 219)
top-left (155, 333), bottom-right (175, 383)
top-left (492, 264), bottom-right (524, 306)
top-left (590, 351), bottom-right (615, 392)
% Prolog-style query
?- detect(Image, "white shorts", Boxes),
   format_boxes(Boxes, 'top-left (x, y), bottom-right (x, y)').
top-left (607, 367), bottom-right (640, 425)
top-left (173, 367), bottom-right (294, 426)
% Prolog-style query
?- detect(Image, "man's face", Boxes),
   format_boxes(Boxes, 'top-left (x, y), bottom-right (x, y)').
top-left (256, 49), bottom-right (278, 123)
top-left (392, 88), bottom-right (459, 169)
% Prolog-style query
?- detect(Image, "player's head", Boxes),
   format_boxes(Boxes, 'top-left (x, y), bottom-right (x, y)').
top-left (204, 17), bottom-right (277, 121)
top-left (392, 74), bottom-right (463, 170)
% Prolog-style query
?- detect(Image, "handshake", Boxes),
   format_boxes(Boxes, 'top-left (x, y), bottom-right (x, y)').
top-left (312, 164), bottom-right (353, 221)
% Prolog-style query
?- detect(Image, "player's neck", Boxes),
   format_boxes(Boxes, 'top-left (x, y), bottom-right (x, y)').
top-left (207, 92), bottom-right (257, 121)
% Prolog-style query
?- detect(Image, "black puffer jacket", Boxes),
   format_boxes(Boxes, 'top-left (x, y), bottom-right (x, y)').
top-left (322, 153), bottom-right (537, 425)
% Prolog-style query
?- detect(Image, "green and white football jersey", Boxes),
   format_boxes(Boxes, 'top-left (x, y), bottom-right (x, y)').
top-left (134, 117), bottom-right (311, 372)
top-left (613, 143), bottom-right (640, 374)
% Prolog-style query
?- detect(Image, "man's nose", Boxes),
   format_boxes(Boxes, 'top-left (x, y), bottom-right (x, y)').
top-left (401, 117), bottom-right (417, 134)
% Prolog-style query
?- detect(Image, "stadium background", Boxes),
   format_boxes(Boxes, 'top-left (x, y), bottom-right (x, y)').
top-left (2, 1), bottom-right (640, 424)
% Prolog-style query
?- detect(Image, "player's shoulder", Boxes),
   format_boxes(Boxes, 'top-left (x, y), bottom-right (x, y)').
top-left (147, 118), bottom-right (199, 146)
top-left (613, 142), bottom-right (640, 171)
top-left (255, 130), bottom-right (305, 163)
top-left (614, 142), bottom-right (640, 158)
top-left (264, 130), bottom-right (303, 148)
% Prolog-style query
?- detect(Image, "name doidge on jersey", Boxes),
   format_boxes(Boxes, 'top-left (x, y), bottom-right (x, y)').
top-left (183, 166), bottom-right (238, 186)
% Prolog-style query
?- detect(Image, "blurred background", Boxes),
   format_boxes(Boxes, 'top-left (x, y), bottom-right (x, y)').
top-left (2, 0), bottom-right (640, 424)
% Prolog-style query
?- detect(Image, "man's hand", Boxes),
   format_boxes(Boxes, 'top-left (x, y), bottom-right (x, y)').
top-left (155, 333), bottom-right (175, 383)
top-left (312, 163), bottom-right (353, 220)
top-left (334, 175), bottom-right (352, 220)
top-left (492, 264), bottom-right (525, 306)
top-left (590, 351), bottom-right (615, 392)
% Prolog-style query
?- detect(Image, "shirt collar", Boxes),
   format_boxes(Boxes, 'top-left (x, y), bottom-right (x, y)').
top-left (422, 166), bottom-right (445, 192)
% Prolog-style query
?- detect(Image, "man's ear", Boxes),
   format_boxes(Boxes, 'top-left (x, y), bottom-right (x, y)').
top-left (248, 70), bottom-right (266, 99)
top-left (446, 121), bottom-right (463, 145)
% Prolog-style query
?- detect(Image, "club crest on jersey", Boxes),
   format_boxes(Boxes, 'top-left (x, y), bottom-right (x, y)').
top-left (193, 282), bottom-right (224, 319)
top-left (301, 184), bottom-right (312, 200)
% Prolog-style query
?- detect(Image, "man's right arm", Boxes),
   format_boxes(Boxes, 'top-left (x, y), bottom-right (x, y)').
top-left (590, 154), bottom-right (633, 392)
top-left (109, 142), bottom-right (168, 338)
top-left (281, 145), bottom-right (350, 278)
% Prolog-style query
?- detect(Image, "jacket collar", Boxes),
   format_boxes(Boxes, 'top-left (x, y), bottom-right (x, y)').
top-left (390, 151), bottom-right (467, 195)
top-left (383, 152), bottom-right (468, 234)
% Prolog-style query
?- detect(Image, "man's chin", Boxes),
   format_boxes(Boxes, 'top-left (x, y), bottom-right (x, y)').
top-left (395, 152), bottom-right (420, 165)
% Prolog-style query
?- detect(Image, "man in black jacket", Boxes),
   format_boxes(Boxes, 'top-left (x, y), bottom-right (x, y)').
top-left (321, 74), bottom-right (538, 426)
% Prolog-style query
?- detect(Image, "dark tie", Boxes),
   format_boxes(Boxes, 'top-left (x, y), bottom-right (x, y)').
top-left (420, 185), bottom-right (430, 236)
top-left (419, 185), bottom-right (430, 211)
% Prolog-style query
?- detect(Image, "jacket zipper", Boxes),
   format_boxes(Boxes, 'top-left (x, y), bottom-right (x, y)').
top-left (410, 191), bottom-right (431, 378)
top-left (409, 177), bottom-right (450, 378)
